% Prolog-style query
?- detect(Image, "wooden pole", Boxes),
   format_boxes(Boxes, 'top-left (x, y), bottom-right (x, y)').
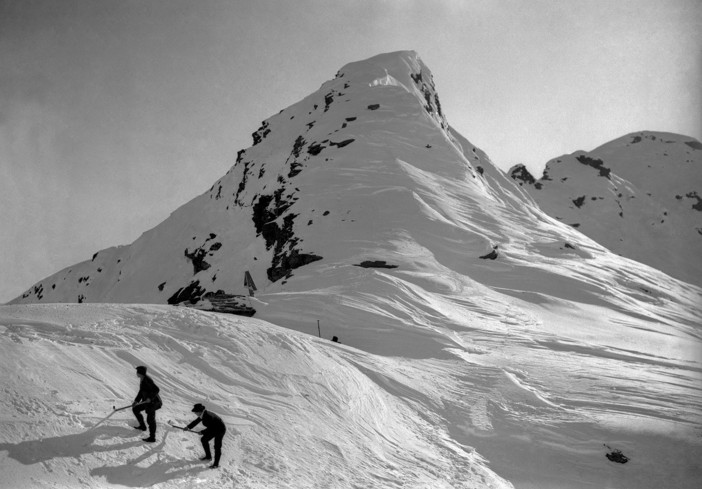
top-left (317, 320), bottom-right (321, 338)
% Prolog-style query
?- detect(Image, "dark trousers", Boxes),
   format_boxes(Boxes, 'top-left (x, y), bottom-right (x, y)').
top-left (133, 404), bottom-right (157, 438)
top-left (201, 428), bottom-right (226, 465)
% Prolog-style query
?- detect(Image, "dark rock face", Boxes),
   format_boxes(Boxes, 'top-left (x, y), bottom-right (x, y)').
top-left (252, 190), bottom-right (322, 283)
top-left (685, 191), bottom-right (702, 211)
top-left (509, 164), bottom-right (536, 186)
top-left (409, 69), bottom-right (447, 130)
top-left (167, 283), bottom-right (255, 316)
top-left (234, 150), bottom-right (252, 206)
top-left (252, 121), bottom-right (271, 145)
top-left (576, 155), bottom-right (611, 179)
top-left (330, 138), bottom-right (355, 149)
top-left (168, 280), bottom-right (206, 305)
top-left (307, 142), bottom-right (325, 156)
top-left (184, 248), bottom-right (211, 274)
top-left (184, 235), bottom-right (220, 275)
top-left (23, 284), bottom-right (44, 300)
top-left (604, 446), bottom-right (629, 464)
top-left (354, 260), bottom-right (398, 269)
top-left (267, 249), bottom-right (322, 283)
top-left (572, 196), bottom-right (586, 208)
top-left (197, 291), bottom-right (256, 317)
top-left (479, 246), bottom-right (499, 260)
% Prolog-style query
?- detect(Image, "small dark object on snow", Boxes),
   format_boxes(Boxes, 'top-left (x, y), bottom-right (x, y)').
top-left (354, 260), bottom-right (398, 269)
top-left (480, 245), bottom-right (499, 260)
top-left (331, 336), bottom-right (339, 343)
top-left (605, 446), bottom-right (629, 464)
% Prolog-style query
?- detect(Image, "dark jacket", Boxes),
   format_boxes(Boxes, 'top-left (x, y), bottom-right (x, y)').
top-left (134, 375), bottom-right (162, 409)
top-left (187, 410), bottom-right (226, 433)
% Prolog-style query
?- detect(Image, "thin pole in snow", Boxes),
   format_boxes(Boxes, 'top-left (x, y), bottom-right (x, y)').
top-left (317, 320), bottom-right (321, 338)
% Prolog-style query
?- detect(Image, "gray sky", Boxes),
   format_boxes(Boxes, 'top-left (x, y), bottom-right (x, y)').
top-left (1, 0), bottom-right (700, 303)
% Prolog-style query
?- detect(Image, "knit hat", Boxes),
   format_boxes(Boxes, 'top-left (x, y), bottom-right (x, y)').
top-left (192, 403), bottom-right (206, 413)
top-left (135, 366), bottom-right (147, 375)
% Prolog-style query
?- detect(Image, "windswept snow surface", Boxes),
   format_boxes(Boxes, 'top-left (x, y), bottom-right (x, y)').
top-left (1, 299), bottom-right (701, 488)
top-left (510, 131), bottom-right (702, 287)
top-left (4, 51), bottom-right (702, 488)
top-left (0, 304), bottom-right (510, 489)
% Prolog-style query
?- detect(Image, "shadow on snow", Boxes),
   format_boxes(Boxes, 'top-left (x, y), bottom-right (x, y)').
top-left (0, 425), bottom-right (207, 486)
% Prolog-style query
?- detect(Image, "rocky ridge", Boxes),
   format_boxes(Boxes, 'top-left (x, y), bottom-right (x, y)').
top-left (509, 131), bottom-right (702, 286)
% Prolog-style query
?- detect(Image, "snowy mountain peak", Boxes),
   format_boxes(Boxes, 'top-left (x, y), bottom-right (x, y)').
top-left (5, 52), bottom-right (702, 488)
top-left (15, 51), bottom-right (506, 307)
top-left (331, 50), bottom-right (450, 132)
top-left (10, 52), bottom-right (701, 323)
top-left (510, 131), bottom-right (702, 286)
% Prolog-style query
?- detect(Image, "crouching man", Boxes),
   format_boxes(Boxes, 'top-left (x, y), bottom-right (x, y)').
top-left (187, 403), bottom-right (226, 468)
top-left (132, 365), bottom-right (162, 442)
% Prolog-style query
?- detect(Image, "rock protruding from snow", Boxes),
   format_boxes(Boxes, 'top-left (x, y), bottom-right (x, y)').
top-left (7, 50), bottom-right (500, 310)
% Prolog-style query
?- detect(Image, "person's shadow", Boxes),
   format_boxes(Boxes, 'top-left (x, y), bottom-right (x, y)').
top-left (89, 432), bottom-right (207, 486)
top-left (0, 425), bottom-right (207, 486)
top-left (0, 425), bottom-right (141, 465)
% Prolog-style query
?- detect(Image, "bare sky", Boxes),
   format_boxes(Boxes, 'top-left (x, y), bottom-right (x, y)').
top-left (1, 0), bottom-right (700, 302)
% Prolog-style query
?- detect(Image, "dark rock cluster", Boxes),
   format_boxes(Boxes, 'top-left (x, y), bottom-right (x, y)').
top-left (575, 155), bottom-right (611, 179)
top-left (184, 234), bottom-right (220, 275)
top-left (604, 445), bottom-right (629, 464)
top-left (508, 165), bottom-right (536, 186)
top-left (354, 261), bottom-right (399, 269)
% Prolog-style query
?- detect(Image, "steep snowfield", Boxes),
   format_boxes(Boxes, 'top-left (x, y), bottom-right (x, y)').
top-left (510, 131), bottom-right (702, 287)
top-left (4, 51), bottom-right (702, 488)
top-left (1, 290), bottom-right (700, 489)
top-left (0, 304), bottom-right (511, 488)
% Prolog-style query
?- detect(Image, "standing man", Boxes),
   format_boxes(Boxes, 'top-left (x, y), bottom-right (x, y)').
top-left (132, 365), bottom-right (162, 443)
top-left (187, 403), bottom-right (226, 468)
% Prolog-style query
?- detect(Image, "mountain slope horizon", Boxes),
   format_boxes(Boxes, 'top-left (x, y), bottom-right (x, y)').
top-left (5, 50), bottom-right (702, 488)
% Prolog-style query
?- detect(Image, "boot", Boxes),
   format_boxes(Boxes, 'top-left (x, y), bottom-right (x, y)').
top-left (133, 411), bottom-right (146, 430)
top-left (146, 422), bottom-right (156, 442)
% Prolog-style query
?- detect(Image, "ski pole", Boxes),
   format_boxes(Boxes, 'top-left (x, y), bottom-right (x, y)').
top-left (88, 401), bottom-right (149, 430)
top-left (113, 400), bottom-right (148, 412)
top-left (168, 420), bottom-right (203, 434)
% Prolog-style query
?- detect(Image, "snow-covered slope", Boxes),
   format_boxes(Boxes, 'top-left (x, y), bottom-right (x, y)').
top-left (9, 50), bottom-right (597, 315)
top-left (5, 51), bottom-right (702, 487)
top-left (2, 303), bottom-right (700, 488)
top-left (509, 131), bottom-right (702, 286)
top-left (10, 50), bottom-right (470, 309)
top-left (0, 304), bottom-right (511, 488)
